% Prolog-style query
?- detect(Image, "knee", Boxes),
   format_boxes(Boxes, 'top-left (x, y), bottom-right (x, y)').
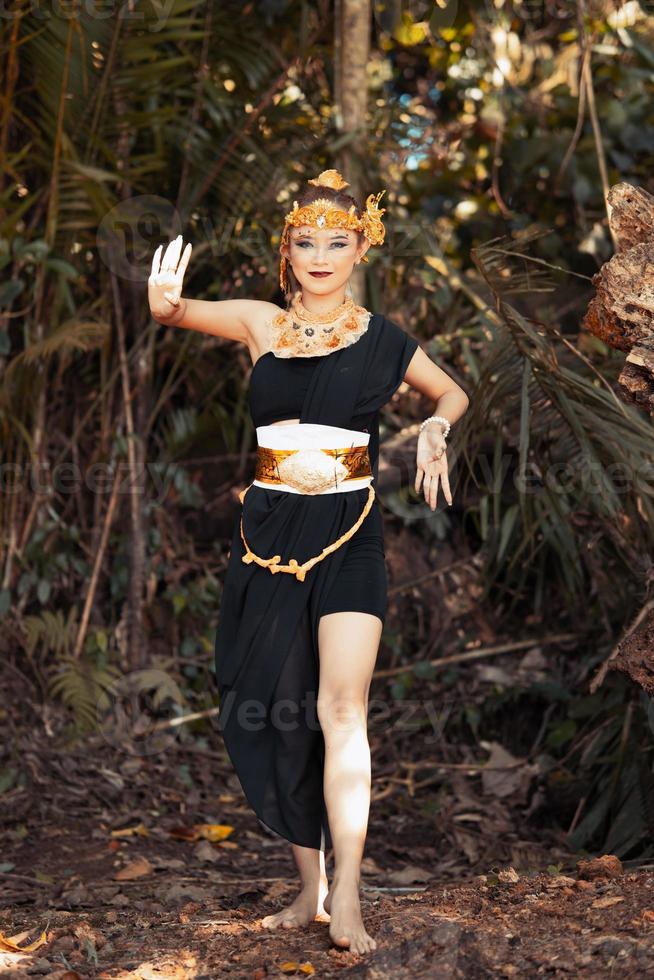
top-left (317, 693), bottom-right (368, 733)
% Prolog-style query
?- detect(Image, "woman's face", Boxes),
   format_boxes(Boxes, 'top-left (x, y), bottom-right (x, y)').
top-left (281, 225), bottom-right (369, 296)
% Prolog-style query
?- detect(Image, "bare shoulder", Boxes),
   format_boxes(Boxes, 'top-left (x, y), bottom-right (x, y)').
top-left (244, 300), bottom-right (284, 361)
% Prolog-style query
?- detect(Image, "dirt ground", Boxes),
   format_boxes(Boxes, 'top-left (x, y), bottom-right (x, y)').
top-left (2, 727), bottom-right (654, 980)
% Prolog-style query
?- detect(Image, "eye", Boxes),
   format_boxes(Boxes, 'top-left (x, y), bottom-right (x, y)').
top-left (294, 241), bottom-right (348, 248)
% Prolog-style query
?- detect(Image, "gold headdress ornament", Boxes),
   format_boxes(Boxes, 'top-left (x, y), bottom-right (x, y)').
top-left (278, 169), bottom-right (387, 294)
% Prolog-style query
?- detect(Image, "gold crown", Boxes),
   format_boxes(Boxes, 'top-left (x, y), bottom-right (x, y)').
top-left (278, 169), bottom-right (387, 294)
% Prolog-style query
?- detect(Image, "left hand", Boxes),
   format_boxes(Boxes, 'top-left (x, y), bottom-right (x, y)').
top-left (415, 424), bottom-right (452, 510)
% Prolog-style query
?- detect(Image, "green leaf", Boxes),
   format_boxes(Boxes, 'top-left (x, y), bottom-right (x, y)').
top-left (0, 769), bottom-right (18, 793)
top-left (172, 594), bottom-right (186, 615)
top-left (0, 590), bottom-right (11, 617)
top-left (547, 719), bottom-right (577, 748)
top-left (0, 279), bottom-right (24, 306)
top-left (498, 504), bottom-right (519, 563)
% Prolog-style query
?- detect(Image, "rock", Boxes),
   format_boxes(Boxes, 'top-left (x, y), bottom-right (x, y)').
top-left (26, 958), bottom-right (53, 975)
top-left (582, 182), bottom-right (654, 411)
top-left (576, 854), bottom-right (623, 880)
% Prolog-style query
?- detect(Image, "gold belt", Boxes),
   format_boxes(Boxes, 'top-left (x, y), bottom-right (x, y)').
top-left (254, 444), bottom-right (372, 493)
top-left (238, 445), bottom-right (376, 582)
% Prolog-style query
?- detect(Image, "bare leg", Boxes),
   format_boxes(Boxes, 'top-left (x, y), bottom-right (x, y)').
top-left (261, 843), bottom-right (329, 929)
top-left (318, 610), bottom-right (382, 954)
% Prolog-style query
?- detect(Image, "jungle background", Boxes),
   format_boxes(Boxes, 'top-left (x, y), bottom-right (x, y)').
top-left (2, 0), bottom-right (654, 976)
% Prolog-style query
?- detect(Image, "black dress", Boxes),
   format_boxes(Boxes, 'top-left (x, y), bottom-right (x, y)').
top-left (214, 313), bottom-right (419, 851)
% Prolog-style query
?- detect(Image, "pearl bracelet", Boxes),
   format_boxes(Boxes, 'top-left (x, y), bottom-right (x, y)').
top-left (420, 415), bottom-right (451, 437)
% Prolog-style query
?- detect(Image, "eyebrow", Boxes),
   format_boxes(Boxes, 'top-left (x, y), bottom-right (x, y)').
top-left (293, 232), bottom-right (350, 240)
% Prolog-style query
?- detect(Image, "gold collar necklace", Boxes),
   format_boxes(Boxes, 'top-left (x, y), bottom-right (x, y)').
top-left (269, 291), bottom-right (372, 358)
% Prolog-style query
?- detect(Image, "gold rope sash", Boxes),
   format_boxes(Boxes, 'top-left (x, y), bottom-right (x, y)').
top-left (237, 482), bottom-right (376, 582)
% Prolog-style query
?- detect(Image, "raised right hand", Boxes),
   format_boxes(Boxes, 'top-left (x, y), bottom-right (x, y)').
top-left (148, 235), bottom-right (193, 320)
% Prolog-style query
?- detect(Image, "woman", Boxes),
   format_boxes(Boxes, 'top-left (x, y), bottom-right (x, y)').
top-left (148, 170), bottom-right (469, 954)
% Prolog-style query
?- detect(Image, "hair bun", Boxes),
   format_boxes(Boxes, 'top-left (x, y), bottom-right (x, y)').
top-left (307, 169), bottom-right (349, 190)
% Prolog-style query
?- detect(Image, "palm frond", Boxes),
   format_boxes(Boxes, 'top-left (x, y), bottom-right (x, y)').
top-left (456, 232), bottom-right (654, 614)
top-left (48, 654), bottom-right (122, 733)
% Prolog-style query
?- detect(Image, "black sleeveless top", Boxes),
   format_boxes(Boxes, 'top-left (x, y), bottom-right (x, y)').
top-left (248, 349), bottom-right (378, 436)
top-left (248, 351), bottom-right (323, 427)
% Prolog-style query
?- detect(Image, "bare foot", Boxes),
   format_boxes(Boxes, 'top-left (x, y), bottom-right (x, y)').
top-left (323, 878), bottom-right (377, 954)
top-left (262, 882), bottom-right (328, 930)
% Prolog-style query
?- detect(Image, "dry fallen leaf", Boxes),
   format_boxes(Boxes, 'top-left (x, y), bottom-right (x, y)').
top-left (0, 928), bottom-right (48, 953)
top-left (195, 823), bottom-right (234, 842)
top-left (591, 895), bottom-right (625, 909)
top-left (169, 825), bottom-right (198, 841)
top-left (279, 963), bottom-right (315, 976)
top-left (168, 823), bottom-right (234, 842)
top-left (35, 871), bottom-right (55, 884)
top-left (113, 856), bottom-right (153, 880)
top-left (388, 865), bottom-right (433, 885)
top-left (110, 823), bottom-right (150, 838)
top-left (194, 839), bottom-right (220, 863)
top-left (480, 741), bottom-right (536, 800)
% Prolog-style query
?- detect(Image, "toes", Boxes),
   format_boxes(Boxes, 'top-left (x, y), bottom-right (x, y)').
top-left (338, 932), bottom-right (376, 955)
top-left (262, 912), bottom-right (295, 930)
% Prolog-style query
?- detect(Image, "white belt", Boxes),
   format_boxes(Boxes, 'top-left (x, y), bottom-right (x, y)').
top-left (253, 423), bottom-right (372, 495)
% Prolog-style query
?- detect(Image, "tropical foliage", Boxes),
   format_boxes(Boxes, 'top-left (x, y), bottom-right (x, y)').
top-left (2, 0), bottom-right (653, 859)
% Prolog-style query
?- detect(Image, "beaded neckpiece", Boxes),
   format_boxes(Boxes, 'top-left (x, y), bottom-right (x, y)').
top-left (268, 291), bottom-right (372, 358)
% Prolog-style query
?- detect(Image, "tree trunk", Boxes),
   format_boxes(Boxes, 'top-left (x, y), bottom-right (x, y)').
top-left (582, 182), bottom-right (654, 412)
top-left (334, 0), bottom-right (371, 306)
top-left (112, 71), bottom-right (148, 669)
top-left (584, 181), bottom-right (654, 695)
